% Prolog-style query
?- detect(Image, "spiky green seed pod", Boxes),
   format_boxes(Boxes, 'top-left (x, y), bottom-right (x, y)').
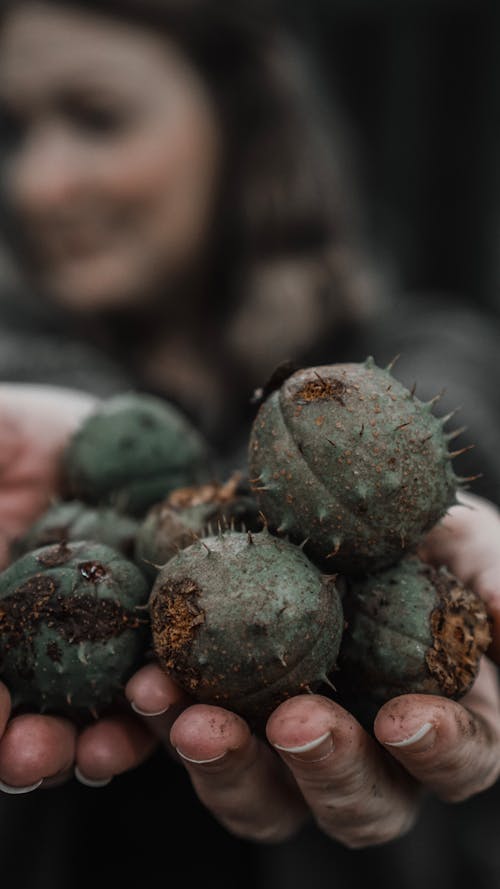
top-left (0, 541), bottom-right (150, 713)
top-left (63, 392), bottom-right (211, 516)
top-left (249, 359), bottom-right (461, 574)
top-left (150, 529), bottom-right (343, 724)
top-left (135, 474), bottom-right (262, 580)
top-left (337, 556), bottom-right (491, 719)
top-left (12, 500), bottom-right (139, 562)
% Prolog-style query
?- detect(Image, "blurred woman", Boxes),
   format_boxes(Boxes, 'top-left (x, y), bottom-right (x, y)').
top-left (0, 3), bottom-right (500, 889)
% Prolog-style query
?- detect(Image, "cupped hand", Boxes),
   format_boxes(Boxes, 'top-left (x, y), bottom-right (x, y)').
top-left (3, 468), bottom-right (500, 850)
top-left (95, 491), bottom-right (500, 847)
top-left (0, 383), bottom-right (98, 568)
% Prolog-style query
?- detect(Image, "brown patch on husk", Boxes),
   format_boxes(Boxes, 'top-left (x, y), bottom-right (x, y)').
top-left (151, 578), bottom-right (205, 690)
top-left (294, 377), bottom-right (347, 405)
top-left (37, 542), bottom-right (73, 568)
top-left (0, 574), bottom-right (145, 655)
top-left (425, 572), bottom-right (491, 697)
top-left (167, 473), bottom-right (242, 511)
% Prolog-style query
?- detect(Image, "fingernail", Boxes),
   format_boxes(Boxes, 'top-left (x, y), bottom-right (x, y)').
top-left (385, 722), bottom-right (435, 751)
top-left (0, 778), bottom-right (43, 795)
top-left (131, 701), bottom-right (169, 718)
top-left (273, 730), bottom-right (334, 763)
top-left (175, 748), bottom-right (227, 765)
top-left (74, 766), bottom-right (113, 788)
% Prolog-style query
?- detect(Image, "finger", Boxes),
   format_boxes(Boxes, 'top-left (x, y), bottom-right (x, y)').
top-left (0, 683), bottom-right (11, 737)
top-left (125, 663), bottom-right (191, 750)
top-left (0, 714), bottom-right (76, 793)
top-left (76, 714), bottom-right (158, 786)
top-left (419, 495), bottom-right (500, 663)
top-left (467, 565), bottom-right (500, 663)
top-left (267, 695), bottom-right (419, 849)
top-left (170, 704), bottom-right (307, 843)
top-left (375, 666), bottom-right (500, 802)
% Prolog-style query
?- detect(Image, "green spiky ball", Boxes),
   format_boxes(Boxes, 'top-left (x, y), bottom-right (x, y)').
top-left (12, 501), bottom-right (139, 562)
top-left (249, 359), bottom-right (461, 574)
top-left (135, 474), bottom-right (262, 581)
top-left (150, 529), bottom-right (344, 723)
top-left (0, 541), bottom-right (150, 713)
top-left (337, 556), bottom-right (491, 718)
top-left (63, 392), bottom-right (211, 516)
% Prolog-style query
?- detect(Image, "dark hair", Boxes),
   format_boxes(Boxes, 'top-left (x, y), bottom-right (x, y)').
top-left (0, 0), bottom-right (373, 376)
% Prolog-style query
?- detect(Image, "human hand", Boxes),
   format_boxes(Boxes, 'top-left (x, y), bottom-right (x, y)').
top-left (2, 475), bottom-right (499, 847)
top-left (0, 383), bottom-right (131, 794)
top-left (97, 492), bottom-right (499, 846)
top-left (0, 383), bottom-right (98, 567)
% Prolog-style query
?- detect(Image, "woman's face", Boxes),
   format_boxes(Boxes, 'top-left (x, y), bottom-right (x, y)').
top-left (0, 2), bottom-right (221, 312)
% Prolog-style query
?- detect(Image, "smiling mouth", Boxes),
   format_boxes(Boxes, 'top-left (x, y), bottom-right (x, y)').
top-left (27, 220), bottom-right (119, 266)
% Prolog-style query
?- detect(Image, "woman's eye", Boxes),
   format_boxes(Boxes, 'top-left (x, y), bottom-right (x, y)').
top-left (63, 99), bottom-right (129, 138)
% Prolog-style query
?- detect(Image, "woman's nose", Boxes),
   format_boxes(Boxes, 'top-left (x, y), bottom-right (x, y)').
top-left (7, 125), bottom-right (86, 216)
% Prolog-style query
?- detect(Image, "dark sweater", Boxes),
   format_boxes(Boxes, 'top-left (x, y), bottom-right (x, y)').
top-left (0, 286), bottom-right (499, 889)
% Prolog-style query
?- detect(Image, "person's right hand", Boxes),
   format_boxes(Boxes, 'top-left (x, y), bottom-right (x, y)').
top-left (0, 384), bottom-right (109, 793)
top-left (0, 384), bottom-right (99, 568)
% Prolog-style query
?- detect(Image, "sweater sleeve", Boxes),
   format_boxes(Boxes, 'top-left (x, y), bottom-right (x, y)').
top-left (0, 287), bottom-right (133, 398)
top-left (367, 296), bottom-right (500, 506)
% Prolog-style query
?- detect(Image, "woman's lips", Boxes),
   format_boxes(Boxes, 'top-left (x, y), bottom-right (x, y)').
top-left (28, 221), bottom-right (120, 264)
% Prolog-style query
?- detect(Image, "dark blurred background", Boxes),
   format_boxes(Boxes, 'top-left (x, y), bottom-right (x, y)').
top-left (281, 0), bottom-right (500, 314)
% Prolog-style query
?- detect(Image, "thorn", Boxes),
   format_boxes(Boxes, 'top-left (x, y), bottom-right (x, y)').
top-left (314, 370), bottom-right (327, 385)
top-left (89, 707), bottom-right (99, 720)
top-left (66, 693), bottom-right (72, 707)
top-left (230, 517), bottom-right (235, 532)
top-left (201, 542), bottom-right (212, 554)
top-left (206, 521), bottom-right (214, 536)
top-left (441, 406), bottom-right (462, 426)
top-left (410, 381), bottom-right (417, 398)
top-left (217, 520), bottom-right (223, 536)
top-left (448, 445), bottom-right (475, 459)
top-left (141, 558), bottom-right (164, 570)
top-left (456, 473), bottom-right (483, 484)
top-left (395, 421), bottom-right (412, 431)
top-left (304, 685), bottom-right (314, 695)
top-left (446, 426), bottom-right (468, 442)
top-left (321, 674), bottom-right (337, 692)
top-left (249, 477), bottom-right (263, 485)
top-left (359, 424), bottom-right (365, 437)
top-left (279, 655), bottom-right (287, 668)
top-left (247, 531), bottom-right (254, 545)
top-left (420, 433), bottom-right (433, 444)
top-left (299, 537), bottom-right (310, 550)
top-left (364, 355), bottom-right (376, 369)
top-left (325, 540), bottom-right (341, 560)
top-left (386, 353), bottom-right (401, 372)
top-left (400, 533), bottom-right (406, 549)
top-left (327, 439), bottom-right (337, 448)
top-left (254, 486), bottom-right (271, 492)
top-left (258, 511), bottom-right (269, 529)
top-left (427, 388), bottom-right (446, 409)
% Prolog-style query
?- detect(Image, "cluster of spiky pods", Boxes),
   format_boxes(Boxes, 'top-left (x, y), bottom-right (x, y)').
top-left (0, 363), bottom-right (491, 725)
top-left (247, 357), bottom-right (490, 720)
